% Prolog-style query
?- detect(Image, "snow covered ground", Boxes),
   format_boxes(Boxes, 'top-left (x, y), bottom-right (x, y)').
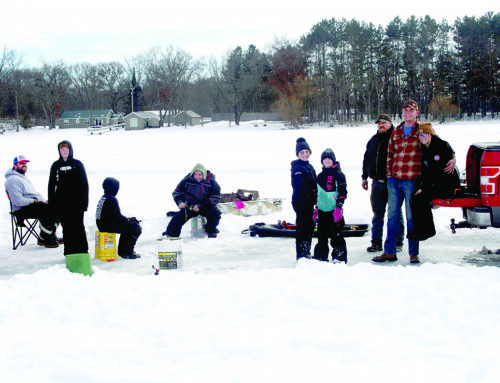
top-left (1, 120), bottom-right (500, 382)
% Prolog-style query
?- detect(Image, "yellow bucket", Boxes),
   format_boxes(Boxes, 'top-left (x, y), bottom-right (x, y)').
top-left (95, 231), bottom-right (118, 261)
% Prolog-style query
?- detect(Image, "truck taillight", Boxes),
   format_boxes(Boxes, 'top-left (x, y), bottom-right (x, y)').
top-left (480, 166), bottom-right (500, 195)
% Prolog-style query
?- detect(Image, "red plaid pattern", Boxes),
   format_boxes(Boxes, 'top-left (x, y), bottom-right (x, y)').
top-left (386, 122), bottom-right (422, 180)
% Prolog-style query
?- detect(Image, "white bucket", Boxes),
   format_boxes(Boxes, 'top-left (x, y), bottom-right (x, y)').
top-left (191, 215), bottom-right (207, 238)
top-left (157, 238), bottom-right (183, 270)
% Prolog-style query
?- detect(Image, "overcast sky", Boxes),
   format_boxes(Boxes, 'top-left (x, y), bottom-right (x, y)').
top-left (1, 0), bottom-right (497, 67)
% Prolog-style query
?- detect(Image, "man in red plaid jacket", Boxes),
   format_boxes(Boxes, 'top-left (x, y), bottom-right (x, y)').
top-left (372, 100), bottom-right (423, 264)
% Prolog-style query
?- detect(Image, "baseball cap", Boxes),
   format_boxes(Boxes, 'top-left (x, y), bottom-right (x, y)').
top-left (13, 155), bottom-right (30, 165)
top-left (375, 113), bottom-right (392, 123)
top-left (403, 100), bottom-right (419, 110)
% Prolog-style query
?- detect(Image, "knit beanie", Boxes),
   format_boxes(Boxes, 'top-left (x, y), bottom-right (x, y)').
top-left (321, 148), bottom-right (336, 163)
top-left (296, 137), bottom-right (311, 156)
top-left (417, 122), bottom-right (436, 136)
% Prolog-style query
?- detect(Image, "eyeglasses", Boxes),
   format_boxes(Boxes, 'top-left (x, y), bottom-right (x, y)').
top-left (418, 133), bottom-right (429, 138)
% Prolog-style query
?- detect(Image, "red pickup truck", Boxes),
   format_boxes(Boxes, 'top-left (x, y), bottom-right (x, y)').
top-left (433, 142), bottom-right (500, 232)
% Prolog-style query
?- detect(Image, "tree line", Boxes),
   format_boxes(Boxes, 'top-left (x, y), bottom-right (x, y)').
top-left (0, 12), bottom-right (498, 128)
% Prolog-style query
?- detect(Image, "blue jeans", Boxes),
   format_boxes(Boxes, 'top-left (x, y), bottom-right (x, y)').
top-left (370, 180), bottom-right (405, 247)
top-left (384, 178), bottom-right (419, 256)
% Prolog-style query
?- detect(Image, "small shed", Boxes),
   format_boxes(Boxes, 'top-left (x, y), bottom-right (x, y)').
top-left (124, 112), bottom-right (160, 130)
top-left (174, 110), bottom-right (202, 126)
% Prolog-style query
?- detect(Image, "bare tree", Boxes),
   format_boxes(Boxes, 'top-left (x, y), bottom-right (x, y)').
top-left (33, 61), bottom-right (71, 129)
top-left (70, 62), bottom-right (105, 118)
top-left (0, 47), bottom-right (24, 130)
top-left (137, 46), bottom-right (199, 126)
top-left (97, 62), bottom-right (126, 112)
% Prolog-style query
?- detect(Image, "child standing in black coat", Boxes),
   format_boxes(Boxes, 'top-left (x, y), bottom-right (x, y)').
top-left (96, 177), bottom-right (142, 259)
top-left (291, 138), bottom-right (317, 260)
top-left (314, 148), bottom-right (348, 263)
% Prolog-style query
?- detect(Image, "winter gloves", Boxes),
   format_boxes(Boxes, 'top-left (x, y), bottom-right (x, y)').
top-left (333, 208), bottom-right (343, 223)
top-left (313, 205), bottom-right (343, 223)
top-left (334, 202), bottom-right (343, 223)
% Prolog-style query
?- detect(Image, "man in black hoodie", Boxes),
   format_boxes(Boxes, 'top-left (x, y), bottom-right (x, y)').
top-left (48, 140), bottom-right (89, 255)
top-left (96, 177), bottom-right (142, 259)
top-left (362, 114), bottom-right (405, 253)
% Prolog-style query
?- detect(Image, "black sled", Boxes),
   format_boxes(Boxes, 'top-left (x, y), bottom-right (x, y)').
top-left (242, 220), bottom-right (369, 238)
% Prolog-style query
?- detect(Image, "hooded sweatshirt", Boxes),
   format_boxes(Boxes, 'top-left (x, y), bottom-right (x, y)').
top-left (96, 177), bottom-right (128, 231)
top-left (172, 163), bottom-right (221, 209)
top-left (48, 140), bottom-right (89, 211)
top-left (4, 168), bottom-right (45, 211)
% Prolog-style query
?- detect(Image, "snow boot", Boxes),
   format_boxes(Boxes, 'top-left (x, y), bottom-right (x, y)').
top-left (366, 243), bottom-right (382, 252)
top-left (331, 248), bottom-right (347, 264)
top-left (37, 231), bottom-right (59, 248)
top-left (372, 253), bottom-right (398, 262)
top-left (313, 241), bottom-right (329, 261)
top-left (120, 252), bottom-right (141, 259)
top-left (296, 238), bottom-right (312, 260)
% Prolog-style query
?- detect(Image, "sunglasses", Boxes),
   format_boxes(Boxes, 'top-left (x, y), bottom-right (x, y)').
top-left (418, 133), bottom-right (429, 138)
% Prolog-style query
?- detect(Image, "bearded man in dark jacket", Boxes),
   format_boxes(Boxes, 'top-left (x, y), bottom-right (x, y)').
top-left (362, 114), bottom-right (404, 253)
top-left (96, 177), bottom-right (142, 259)
top-left (48, 140), bottom-right (89, 255)
top-left (163, 163), bottom-right (221, 238)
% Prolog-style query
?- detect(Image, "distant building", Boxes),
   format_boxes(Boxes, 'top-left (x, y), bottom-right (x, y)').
top-left (174, 110), bottom-right (202, 126)
top-left (211, 112), bottom-right (281, 122)
top-left (124, 111), bottom-right (160, 130)
top-left (58, 109), bottom-right (120, 129)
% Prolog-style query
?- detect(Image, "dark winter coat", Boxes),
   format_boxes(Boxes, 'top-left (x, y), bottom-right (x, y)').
top-left (316, 163), bottom-right (347, 212)
top-left (362, 126), bottom-right (395, 181)
top-left (420, 136), bottom-right (460, 198)
top-left (48, 140), bottom-right (89, 212)
top-left (96, 178), bottom-right (128, 231)
top-left (172, 165), bottom-right (221, 210)
top-left (291, 159), bottom-right (317, 210)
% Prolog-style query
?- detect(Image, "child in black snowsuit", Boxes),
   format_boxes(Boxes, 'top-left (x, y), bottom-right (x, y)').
top-left (291, 138), bottom-right (317, 260)
top-left (313, 148), bottom-right (348, 263)
top-left (96, 177), bottom-right (142, 259)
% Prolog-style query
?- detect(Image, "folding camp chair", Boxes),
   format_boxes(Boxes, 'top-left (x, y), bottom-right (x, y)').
top-left (6, 190), bottom-right (41, 249)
